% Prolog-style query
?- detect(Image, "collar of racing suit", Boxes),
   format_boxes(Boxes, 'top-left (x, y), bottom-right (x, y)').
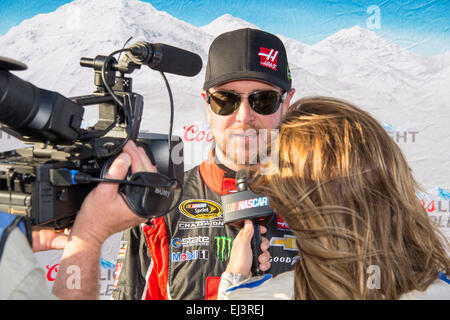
top-left (199, 148), bottom-right (238, 195)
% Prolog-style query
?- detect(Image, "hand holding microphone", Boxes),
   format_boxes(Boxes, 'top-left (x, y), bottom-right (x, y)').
top-left (225, 220), bottom-right (271, 278)
top-left (222, 170), bottom-right (274, 276)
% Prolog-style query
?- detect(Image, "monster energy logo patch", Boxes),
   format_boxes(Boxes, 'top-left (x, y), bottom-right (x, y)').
top-left (215, 236), bottom-right (232, 261)
top-left (287, 65), bottom-right (292, 80)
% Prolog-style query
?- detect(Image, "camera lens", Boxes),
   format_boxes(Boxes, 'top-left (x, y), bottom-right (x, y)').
top-left (0, 69), bottom-right (43, 129)
top-left (0, 68), bottom-right (84, 144)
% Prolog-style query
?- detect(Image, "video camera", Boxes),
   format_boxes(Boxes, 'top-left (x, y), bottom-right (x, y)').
top-left (0, 41), bottom-right (203, 229)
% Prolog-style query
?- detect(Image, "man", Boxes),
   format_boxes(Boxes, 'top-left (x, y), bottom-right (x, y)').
top-left (0, 141), bottom-right (150, 299)
top-left (112, 28), bottom-right (297, 300)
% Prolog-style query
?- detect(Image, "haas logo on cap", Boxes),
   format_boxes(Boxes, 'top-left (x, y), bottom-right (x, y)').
top-left (258, 47), bottom-right (279, 71)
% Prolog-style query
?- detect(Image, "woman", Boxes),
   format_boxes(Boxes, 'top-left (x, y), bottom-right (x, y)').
top-left (218, 96), bottom-right (449, 299)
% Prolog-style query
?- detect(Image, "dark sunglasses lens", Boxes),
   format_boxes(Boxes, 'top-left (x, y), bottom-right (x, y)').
top-left (209, 91), bottom-right (240, 115)
top-left (249, 91), bottom-right (282, 115)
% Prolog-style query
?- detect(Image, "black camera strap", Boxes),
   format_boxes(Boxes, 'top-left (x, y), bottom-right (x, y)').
top-left (119, 172), bottom-right (183, 219)
top-left (72, 170), bottom-right (183, 219)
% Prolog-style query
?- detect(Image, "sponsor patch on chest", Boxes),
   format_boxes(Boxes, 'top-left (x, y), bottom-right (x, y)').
top-left (179, 199), bottom-right (223, 220)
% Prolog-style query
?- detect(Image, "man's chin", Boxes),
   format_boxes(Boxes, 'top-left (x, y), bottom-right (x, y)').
top-left (227, 151), bottom-right (260, 166)
top-left (216, 141), bottom-right (269, 167)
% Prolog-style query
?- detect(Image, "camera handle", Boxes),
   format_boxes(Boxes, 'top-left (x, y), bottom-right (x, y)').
top-left (70, 91), bottom-right (143, 159)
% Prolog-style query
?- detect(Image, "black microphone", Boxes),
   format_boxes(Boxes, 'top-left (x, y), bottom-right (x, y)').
top-left (222, 170), bottom-right (274, 276)
top-left (126, 41), bottom-right (202, 77)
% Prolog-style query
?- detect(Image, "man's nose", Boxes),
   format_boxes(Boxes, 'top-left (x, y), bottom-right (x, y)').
top-left (234, 97), bottom-right (254, 124)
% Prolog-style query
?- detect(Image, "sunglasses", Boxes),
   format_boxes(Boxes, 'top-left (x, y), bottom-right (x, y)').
top-left (206, 90), bottom-right (286, 116)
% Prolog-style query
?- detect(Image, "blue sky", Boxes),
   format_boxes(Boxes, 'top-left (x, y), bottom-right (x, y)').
top-left (0, 0), bottom-right (449, 56)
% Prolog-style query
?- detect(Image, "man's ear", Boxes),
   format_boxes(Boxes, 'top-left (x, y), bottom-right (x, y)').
top-left (202, 90), bottom-right (212, 124)
top-left (201, 90), bottom-right (208, 103)
top-left (283, 88), bottom-right (296, 113)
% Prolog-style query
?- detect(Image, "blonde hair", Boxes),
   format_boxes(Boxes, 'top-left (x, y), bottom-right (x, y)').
top-left (252, 96), bottom-right (449, 299)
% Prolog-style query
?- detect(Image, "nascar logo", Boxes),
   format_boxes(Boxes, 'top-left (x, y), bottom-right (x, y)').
top-left (224, 197), bottom-right (269, 212)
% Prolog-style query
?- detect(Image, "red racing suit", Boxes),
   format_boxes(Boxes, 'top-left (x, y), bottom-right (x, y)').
top-left (112, 151), bottom-right (298, 300)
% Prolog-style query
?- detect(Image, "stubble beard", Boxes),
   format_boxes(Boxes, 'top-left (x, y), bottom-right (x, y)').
top-left (214, 127), bottom-right (274, 171)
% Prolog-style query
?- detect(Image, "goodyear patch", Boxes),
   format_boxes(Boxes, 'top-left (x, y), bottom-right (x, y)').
top-left (179, 199), bottom-right (223, 220)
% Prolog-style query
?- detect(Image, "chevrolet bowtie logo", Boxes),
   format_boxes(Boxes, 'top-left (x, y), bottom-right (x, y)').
top-left (270, 235), bottom-right (297, 251)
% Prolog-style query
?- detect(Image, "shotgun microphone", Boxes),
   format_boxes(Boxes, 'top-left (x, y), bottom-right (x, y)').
top-left (126, 41), bottom-right (202, 77)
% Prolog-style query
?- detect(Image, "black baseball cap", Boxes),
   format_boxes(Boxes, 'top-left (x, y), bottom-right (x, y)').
top-left (203, 28), bottom-right (292, 92)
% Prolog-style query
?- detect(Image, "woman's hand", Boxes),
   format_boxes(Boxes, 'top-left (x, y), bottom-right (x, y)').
top-left (225, 220), bottom-right (271, 278)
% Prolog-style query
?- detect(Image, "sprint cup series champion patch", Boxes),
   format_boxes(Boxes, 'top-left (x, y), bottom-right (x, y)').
top-left (179, 199), bottom-right (223, 220)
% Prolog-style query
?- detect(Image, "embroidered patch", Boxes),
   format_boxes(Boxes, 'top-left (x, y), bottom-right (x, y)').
top-left (117, 241), bottom-right (128, 260)
top-left (179, 199), bottom-right (223, 220)
top-left (258, 47), bottom-right (278, 70)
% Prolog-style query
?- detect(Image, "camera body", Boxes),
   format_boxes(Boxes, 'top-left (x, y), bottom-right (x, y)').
top-left (0, 146), bottom-right (97, 228)
top-left (0, 42), bottom-right (198, 228)
top-left (0, 132), bottom-right (183, 228)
